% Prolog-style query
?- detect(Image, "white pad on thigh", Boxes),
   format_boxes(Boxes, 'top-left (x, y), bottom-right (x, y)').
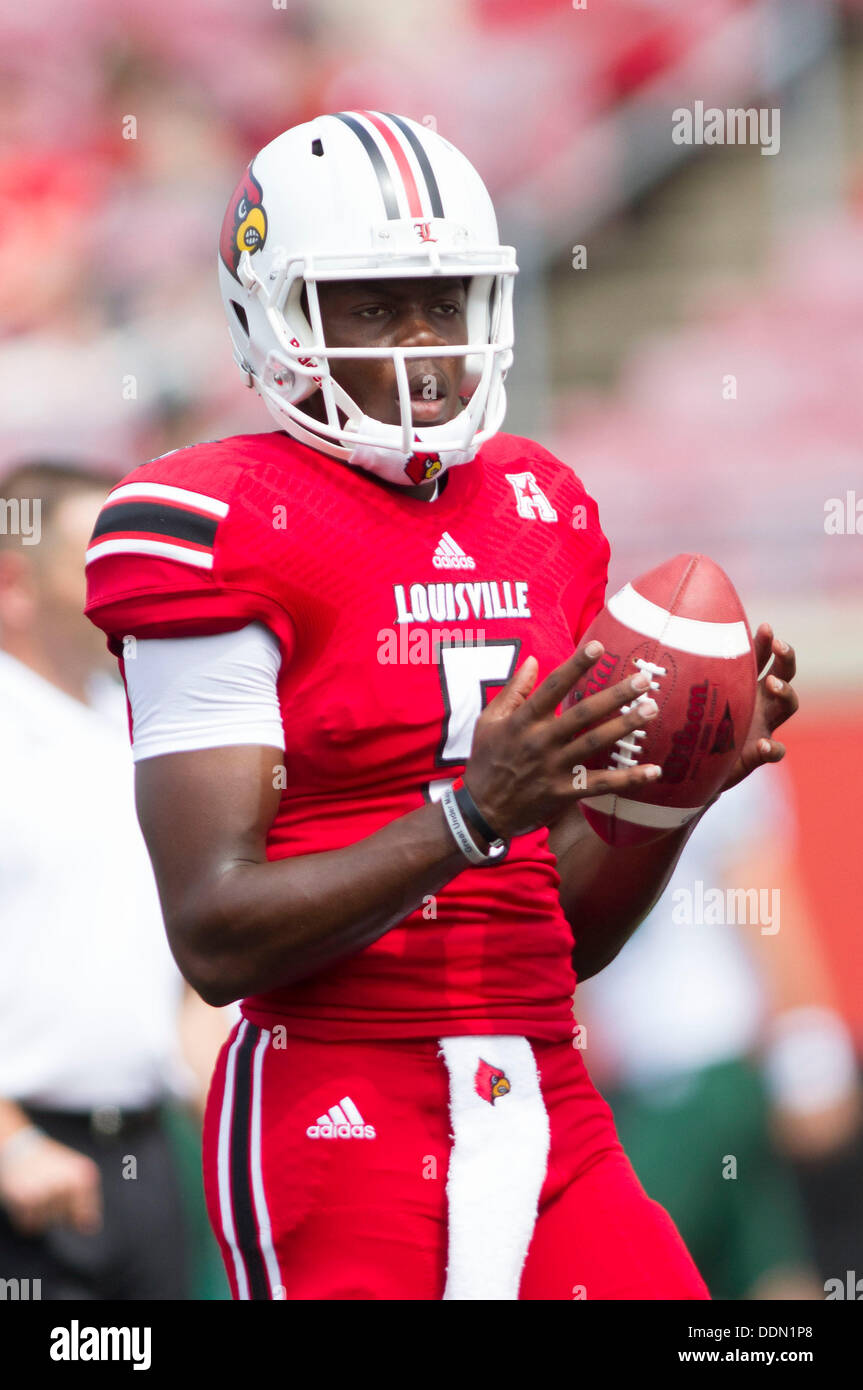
top-left (438, 1035), bottom-right (551, 1300)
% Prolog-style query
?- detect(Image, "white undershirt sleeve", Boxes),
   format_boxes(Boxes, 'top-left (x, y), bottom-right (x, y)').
top-left (123, 622), bottom-right (285, 761)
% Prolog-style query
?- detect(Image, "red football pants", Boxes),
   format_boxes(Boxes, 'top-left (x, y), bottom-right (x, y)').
top-left (202, 1020), bottom-right (710, 1301)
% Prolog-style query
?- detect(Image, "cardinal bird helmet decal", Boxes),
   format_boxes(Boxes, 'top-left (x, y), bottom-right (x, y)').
top-left (220, 164), bottom-right (268, 282)
top-left (475, 1058), bottom-right (511, 1104)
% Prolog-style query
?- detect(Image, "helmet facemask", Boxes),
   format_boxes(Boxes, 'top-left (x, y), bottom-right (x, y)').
top-left (234, 232), bottom-right (516, 486)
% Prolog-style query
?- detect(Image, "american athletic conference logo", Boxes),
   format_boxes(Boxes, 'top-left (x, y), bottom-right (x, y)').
top-left (505, 471), bottom-right (558, 522)
top-left (306, 1095), bottom-right (376, 1139)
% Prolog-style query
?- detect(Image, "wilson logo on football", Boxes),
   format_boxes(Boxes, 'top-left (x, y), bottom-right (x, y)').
top-left (306, 1096), bottom-right (376, 1140)
top-left (579, 651), bottom-right (619, 700)
top-left (433, 531), bottom-right (476, 569)
top-left (664, 680), bottom-right (709, 784)
top-left (709, 702), bottom-right (735, 755)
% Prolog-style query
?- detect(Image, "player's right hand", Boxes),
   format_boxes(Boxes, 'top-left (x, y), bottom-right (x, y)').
top-left (463, 642), bottom-right (661, 840)
top-left (0, 1133), bottom-right (103, 1236)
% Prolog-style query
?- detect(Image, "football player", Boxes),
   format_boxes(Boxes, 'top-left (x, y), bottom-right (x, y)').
top-left (84, 112), bottom-right (798, 1300)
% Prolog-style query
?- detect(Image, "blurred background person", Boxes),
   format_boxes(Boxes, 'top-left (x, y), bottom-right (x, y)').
top-left (575, 765), bottom-right (862, 1301)
top-left (0, 460), bottom-right (232, 1299)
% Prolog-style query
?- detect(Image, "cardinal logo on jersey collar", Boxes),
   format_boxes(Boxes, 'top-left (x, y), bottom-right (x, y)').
top-left (475, 1058), bottom-right (511, 1104)
top-left (405, 448), bottom-right (443, 485)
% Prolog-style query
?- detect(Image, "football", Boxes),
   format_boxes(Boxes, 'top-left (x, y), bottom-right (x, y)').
top-left (562, 553), bottom-right (758, 847)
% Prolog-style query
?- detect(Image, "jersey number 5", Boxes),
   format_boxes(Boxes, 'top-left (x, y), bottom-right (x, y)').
top-left (428, 638), bottom-right (521, 802)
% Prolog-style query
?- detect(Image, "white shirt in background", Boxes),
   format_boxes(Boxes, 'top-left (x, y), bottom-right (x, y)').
top-left (576, 770), bottom-right (795, 1087)
top-left (0, 650), bottom-right (187, 1109)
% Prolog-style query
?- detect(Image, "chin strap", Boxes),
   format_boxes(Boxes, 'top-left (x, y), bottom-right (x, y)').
top-left (344, 413), bottom-right (479, 488)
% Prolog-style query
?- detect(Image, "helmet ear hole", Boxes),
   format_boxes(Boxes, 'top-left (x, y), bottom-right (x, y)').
top-left (263, 353), bottom-right (295, 395)
top-left (230, 301), bottom-right (249, 336)
top-left (277, 278), bottom-right (321, 403)
top-left (293, 280), bottom-right (314, 340)
top-left (263, 345), bottom-right (319, 406)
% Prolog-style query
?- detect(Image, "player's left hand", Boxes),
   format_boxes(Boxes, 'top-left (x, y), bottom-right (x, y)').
top-left (717, 625), bottom-right (798, 795)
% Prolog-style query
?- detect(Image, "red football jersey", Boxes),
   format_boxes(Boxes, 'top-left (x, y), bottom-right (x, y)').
top-left (85, 430), bottom-right (610, 1041)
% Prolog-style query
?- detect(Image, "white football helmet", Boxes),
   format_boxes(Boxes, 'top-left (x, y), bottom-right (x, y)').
top-left (218, 111), bottom-right (518, 486)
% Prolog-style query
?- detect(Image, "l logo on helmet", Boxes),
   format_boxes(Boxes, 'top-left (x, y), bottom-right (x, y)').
top-left (414, 221), bottom-right (437, 243)
top-left (220, 165), bottom-right (268, 282)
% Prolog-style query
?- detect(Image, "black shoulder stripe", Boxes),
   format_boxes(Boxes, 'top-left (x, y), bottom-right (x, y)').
top-left (91, 501), bottom-right (218, 548)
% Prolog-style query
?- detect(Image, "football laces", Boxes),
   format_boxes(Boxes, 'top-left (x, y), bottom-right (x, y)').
top-left (609, 659), bottom-right (667, 770)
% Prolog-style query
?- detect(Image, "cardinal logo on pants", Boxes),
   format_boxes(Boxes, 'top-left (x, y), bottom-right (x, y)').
top-left (474, 1059), bottom-right (511, 1104)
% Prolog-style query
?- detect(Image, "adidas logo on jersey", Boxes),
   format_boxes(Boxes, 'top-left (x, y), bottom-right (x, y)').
top-left (433, 531), bottom-right (475, 570)
top-left (306, 1096), bottom-right (376, 1140)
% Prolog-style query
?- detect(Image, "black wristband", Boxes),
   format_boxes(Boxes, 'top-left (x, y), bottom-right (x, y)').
top-left (455, 779), bottom-right (507, 848)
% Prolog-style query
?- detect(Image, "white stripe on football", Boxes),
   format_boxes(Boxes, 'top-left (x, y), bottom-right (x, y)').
top-left (562, 553), bottom-right (757, 847)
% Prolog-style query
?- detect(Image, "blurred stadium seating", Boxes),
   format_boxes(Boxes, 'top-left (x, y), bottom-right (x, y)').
top-left (551, 213), bottom-right (863, 600)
